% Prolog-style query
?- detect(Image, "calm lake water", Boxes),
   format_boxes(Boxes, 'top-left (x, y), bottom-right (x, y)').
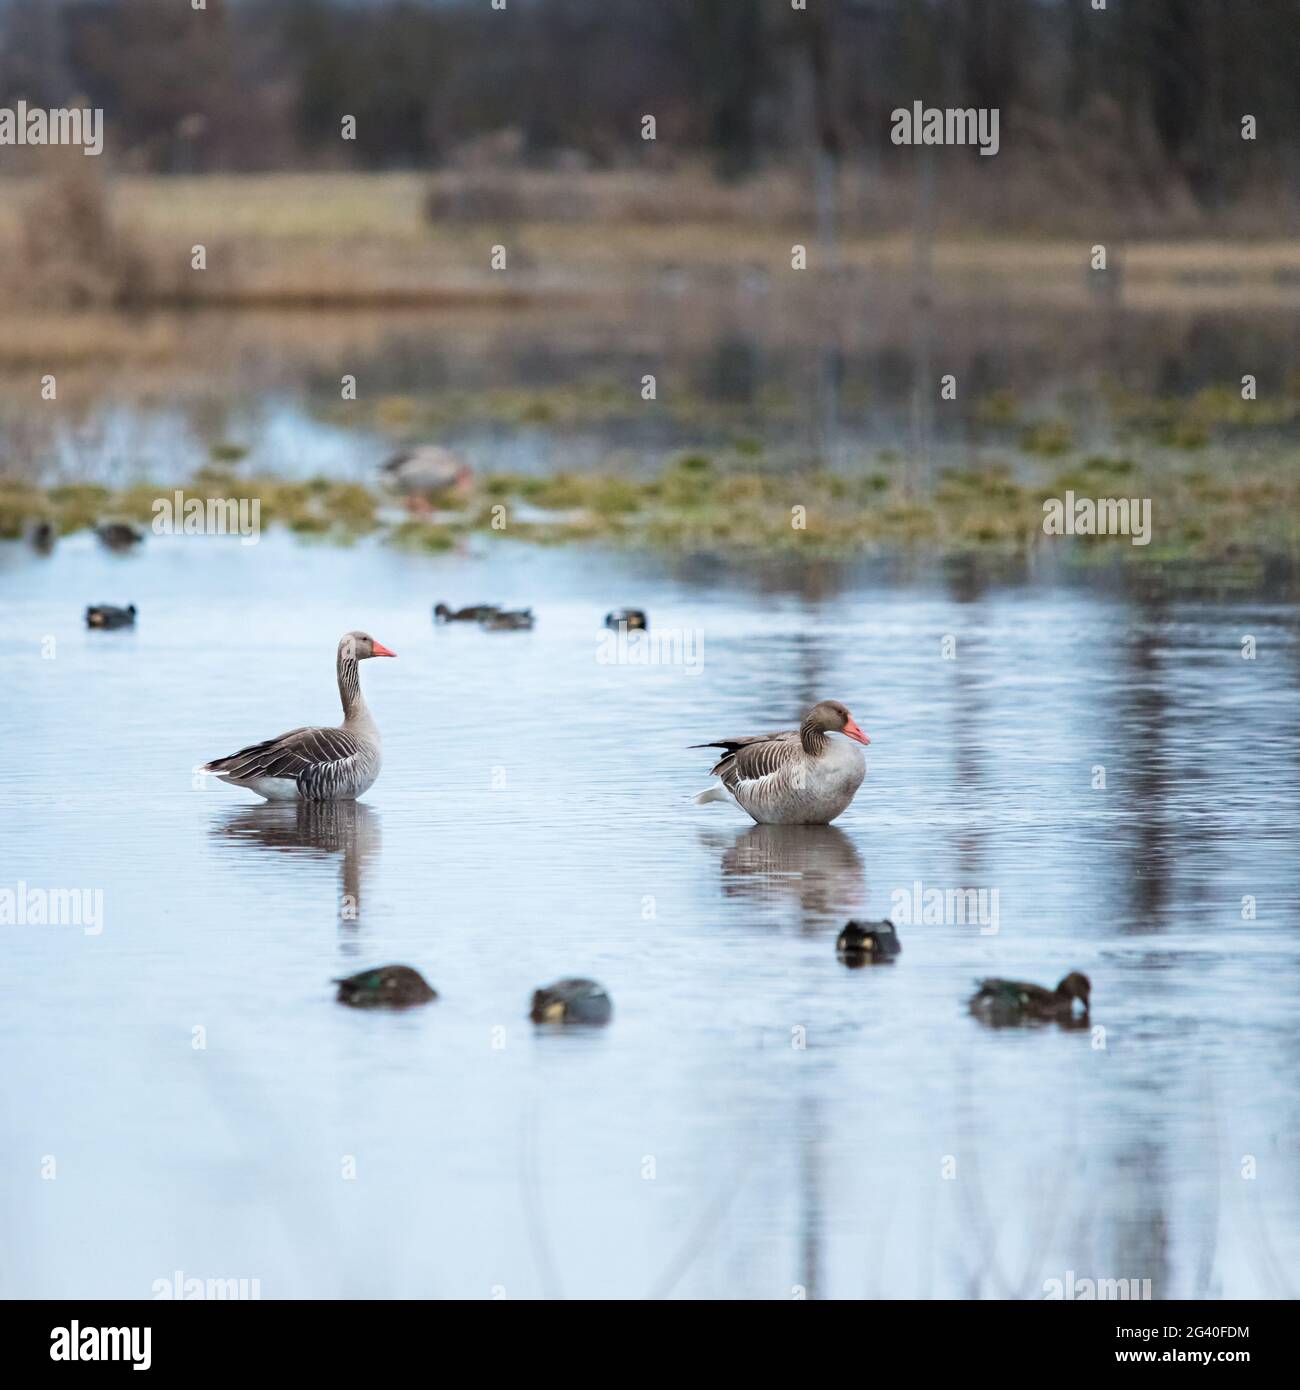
top-left (3, 529), bottom-right (1299, 1298)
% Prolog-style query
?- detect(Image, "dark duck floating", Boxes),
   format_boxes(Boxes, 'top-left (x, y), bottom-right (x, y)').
top-left (85, 603), bottom-right (137, 629)
top-left (836, 919), bottom-right (901, 966)
top-left (530, 978), bottom-right (612, 1026)
top-left (969, 972), bottom-right (1091, 1026)
top-left (335, 964), bottom-right (437, 1008)
top-left (604, 608), bottom-right (648, 631)
top-left (95, 521), bottom-right (144, 550)
top-left (28, 519), bottom-right (55, 552)
top-left (434, 603), bottom-right (500, 623)
top-left (483, 608), bottom-right (534, 631)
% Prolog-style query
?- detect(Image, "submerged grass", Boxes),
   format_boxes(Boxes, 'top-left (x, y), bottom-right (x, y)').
top-left (3, 447), bottom-right (1298, 563)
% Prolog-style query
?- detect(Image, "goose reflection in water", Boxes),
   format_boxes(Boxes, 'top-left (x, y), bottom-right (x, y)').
top-left (701, 822), bottom-right (868, 930)
top-left (210, 801), bottom-right (380, 924)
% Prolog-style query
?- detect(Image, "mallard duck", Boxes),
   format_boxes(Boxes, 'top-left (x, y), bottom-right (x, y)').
top-left (85, 603), bottom-right (137, 629)
top-left (335, 964), bottom-right (436, 1008)
top-left (95, 521), bottom-right (144, 550)
top-left (969, 972), bottom-right (1091, 1024)
top-left (529, 978), bottom-right (611, 1025)
top-left (604, 608), bottom-right (648, 631)
top-left (434, 603), bottom-right (500, 623)
top-left (836, 919), bottom-right (900, 965)
top-left (483, 609), bottom-right (534, 631)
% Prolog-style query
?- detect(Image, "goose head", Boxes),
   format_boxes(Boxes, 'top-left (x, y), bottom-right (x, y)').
top-left (341, 630), bottom-right (397, 660)
top-left (806, 700), bottom-right (870, 745)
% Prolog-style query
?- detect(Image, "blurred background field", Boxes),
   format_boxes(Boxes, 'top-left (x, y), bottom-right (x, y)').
top-left (1, 1), bottom-right (1300, 574)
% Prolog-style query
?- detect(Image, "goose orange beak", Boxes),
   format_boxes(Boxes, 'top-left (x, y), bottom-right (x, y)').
top-left (372, 641), bottom-right (397, 657)
top-left (844, 719), bottom-right (870, 745)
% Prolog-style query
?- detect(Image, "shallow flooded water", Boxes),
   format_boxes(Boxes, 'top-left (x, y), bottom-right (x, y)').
top-left (9, 291), bottom-right (1300, 488)
top-left (3, 530), bottom-right (1299, 1298)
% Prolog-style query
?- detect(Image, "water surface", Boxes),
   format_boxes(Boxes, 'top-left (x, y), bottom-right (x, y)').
top-left (3, 532), bottom-right (1299, 1298)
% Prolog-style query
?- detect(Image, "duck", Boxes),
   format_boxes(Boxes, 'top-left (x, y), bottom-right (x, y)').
top-left (530, 978), bottom-right (612, 1025)
top-left (836, 919), bottom-right (901, 965)
top-left (691, 700), bottom-right (869, 825)
top-left (95, 520), bottom-right (144, 550)
top-left (202, 630), bottom-right (395, 801)
top-left (969, 972), bottom-right (1091, 1025)
top-left (28, 518), bottom-right (55, 553)
top-left (604, 608), bottom-right (648, 631)
top-left (434, 603), bottom-right (500, 623)
top-left (85, 603), bottom-right (136, 629)
top-left (335, 964), bottom-right (436, 1008)
top-left (380, 445), bottom-right (473, 510)
top-left (482, 608), bottom-right (534, 631)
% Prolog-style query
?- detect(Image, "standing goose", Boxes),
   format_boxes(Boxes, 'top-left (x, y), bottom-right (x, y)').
top-left (691, 700), bottom-right (869, 825)
top-left (202, 631), bottom-right (395, 801)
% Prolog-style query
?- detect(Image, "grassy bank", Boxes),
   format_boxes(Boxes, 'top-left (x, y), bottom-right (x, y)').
top-left (3, 450), bottom-right (1296, 568)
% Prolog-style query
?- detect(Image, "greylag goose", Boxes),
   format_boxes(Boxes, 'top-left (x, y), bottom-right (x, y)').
top-left (691, 700), bottom-right (869, 825)
top-left (836, 919), bottom-right (901, 965)
top-left (86, 603), bottom-right (136, 629)
top-left (530, 978), bottom-right (612, 1025)
top-left (202, 631), bottom-right (394, 801)
top-left (381, 445), bottom-right (472, 508)
top-left (434, 603), bottom-right (500, 623)
top-left (604, 608), bottom-right (647, 631)
top-left (969, 972), bottom-right (1091, 1025)
top-left (335, 965), bottom-right (436, 1008)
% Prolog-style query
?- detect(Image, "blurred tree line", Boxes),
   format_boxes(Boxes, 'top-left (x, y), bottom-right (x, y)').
top-left (2, 0), bottom-right (1299, 210)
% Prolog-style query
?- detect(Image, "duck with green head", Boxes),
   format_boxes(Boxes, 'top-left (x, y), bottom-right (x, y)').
top-left (335, 964), bottom-right (437, 1008)
top-left (969, 972), bottom-right (1090, 1025)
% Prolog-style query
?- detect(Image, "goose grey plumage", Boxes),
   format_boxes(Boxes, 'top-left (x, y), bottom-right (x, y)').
top-left (202, 631), bottom-right (395, 801)
top-left (692, 699), bottom-right (870, 825)
top-left (381, 445), bottom-right (472, 505)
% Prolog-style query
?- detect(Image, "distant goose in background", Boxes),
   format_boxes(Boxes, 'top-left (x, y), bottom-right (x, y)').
top-left (85, 603), bottom-right (136, 629)
top-left (836, 920), bottom-right (901, 965)
top-left (381, 445), bottom-right (473, 509)
top-left (969, 973), bottom-right (1091, 1025)
top-left (691, 700), bottom-right (869, 825)
top-left (530, 978), bottom-right (612, 1026)
top-left (604, 608), bottom-right (647, 631)
top-left (28, 519), bottom-right (55, 552)
top-left (335, 964), bottom-right (436, 1008)
top-left (434, 602), bottom-right (500, 623)
top-left (482, 608), bottom-right (534, 631)
top-left (202, 630), bottom-right (395, 801)
top-left (95, 520), bottom-right (144, 550)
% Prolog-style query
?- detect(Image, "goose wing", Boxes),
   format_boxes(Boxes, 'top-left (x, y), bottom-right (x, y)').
top-left (692, 729), bottom-right (803, 793)
top-left (205, 725), bottom-right (368, 792)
